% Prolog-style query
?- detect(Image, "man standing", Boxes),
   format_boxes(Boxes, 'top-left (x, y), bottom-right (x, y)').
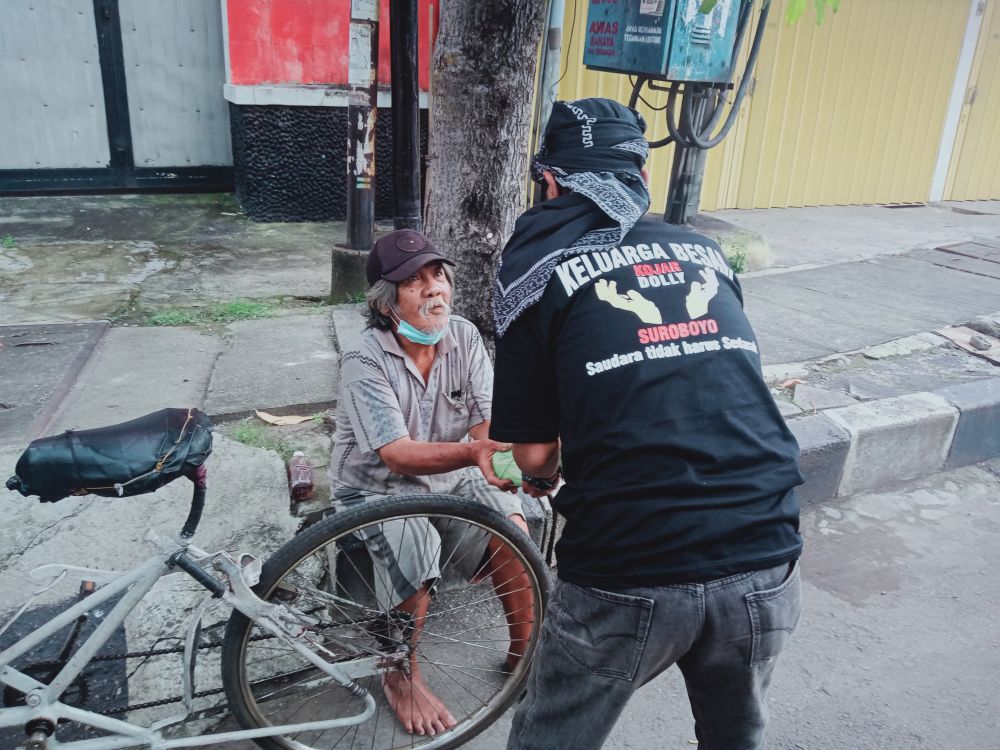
top-left (491, 98), bottom-right (803, 750)
top-left (330, 229), bottom-right (532, 737)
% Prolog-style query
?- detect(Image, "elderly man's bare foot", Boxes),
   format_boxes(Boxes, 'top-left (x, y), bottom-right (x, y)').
top-left (382, 669), bottom-right (457, 736)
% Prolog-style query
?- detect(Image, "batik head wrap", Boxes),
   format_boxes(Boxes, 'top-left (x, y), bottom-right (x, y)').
top-left (493, 98), bottom-right (651, 337)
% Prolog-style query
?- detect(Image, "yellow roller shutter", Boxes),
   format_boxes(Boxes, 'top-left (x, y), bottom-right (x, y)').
top-left (944, 0), bottom-right (1000, 201)
top-left (737, 0), bottom-right (968, 208)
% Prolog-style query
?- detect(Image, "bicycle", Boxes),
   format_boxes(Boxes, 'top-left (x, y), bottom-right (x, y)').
top-left (0, 409), bottom-right (549, 750)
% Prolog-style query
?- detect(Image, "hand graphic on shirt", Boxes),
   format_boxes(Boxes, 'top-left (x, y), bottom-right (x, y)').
top-left (594, 279), bottom-right (663, 324)
top-left (685, 268), bottom-right (719, 319)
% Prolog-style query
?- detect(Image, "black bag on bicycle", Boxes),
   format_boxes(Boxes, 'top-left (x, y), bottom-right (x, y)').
top-left (6, 408), bottom-right (213, 503)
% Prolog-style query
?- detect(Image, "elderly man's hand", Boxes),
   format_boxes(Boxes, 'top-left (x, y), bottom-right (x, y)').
top-left (471, 438), bottom-right (518, 493)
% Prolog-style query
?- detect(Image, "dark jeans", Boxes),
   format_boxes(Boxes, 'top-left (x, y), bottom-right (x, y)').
top-left (508, 562), bottom-right (802, 750)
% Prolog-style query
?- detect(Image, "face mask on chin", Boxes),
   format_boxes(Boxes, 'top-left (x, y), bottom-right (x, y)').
top-left (393, 315), bottom-right (447, 345)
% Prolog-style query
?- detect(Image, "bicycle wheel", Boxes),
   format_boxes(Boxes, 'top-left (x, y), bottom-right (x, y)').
top-left (221, 494), bottom-right (549, 750)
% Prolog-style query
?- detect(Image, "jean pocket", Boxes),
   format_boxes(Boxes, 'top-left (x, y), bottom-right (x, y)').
top-left (550, 582), bottom-right (654, 681)
top-left (745, 562), bottom-right (802, 667)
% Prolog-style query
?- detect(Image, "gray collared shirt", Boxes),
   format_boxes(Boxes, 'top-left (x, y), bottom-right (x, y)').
top-left (329, 315), bottom-right (493, 495)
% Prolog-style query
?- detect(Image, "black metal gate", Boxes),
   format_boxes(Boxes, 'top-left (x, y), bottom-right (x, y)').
top-left (0, 0), bottom-right (233, 194)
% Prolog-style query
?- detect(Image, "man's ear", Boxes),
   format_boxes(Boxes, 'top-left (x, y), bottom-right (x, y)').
top-left (542, 170), bottom-right (561, 201)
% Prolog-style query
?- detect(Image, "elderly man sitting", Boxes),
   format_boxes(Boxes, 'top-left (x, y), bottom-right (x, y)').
top-left (328, 229), bottom-right (532, 737)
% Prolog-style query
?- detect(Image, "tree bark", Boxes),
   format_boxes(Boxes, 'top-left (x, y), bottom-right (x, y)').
top-left (424, 0), bottom-right (547, 349)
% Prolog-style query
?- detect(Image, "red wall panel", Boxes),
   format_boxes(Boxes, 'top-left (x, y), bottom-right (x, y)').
top-left (227, 0), bottom-right (436, 89)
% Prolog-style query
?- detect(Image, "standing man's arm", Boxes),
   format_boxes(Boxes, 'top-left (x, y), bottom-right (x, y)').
top-left (490, 308), bottom-right (562, 497)
top-left (512, 443), bottom-right (560, 478)
top-left (512, 442), bottom-right (560, 499)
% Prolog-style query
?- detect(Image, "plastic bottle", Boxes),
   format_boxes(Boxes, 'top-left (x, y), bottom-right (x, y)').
top-left (288, 451), bottom-right (314, 501)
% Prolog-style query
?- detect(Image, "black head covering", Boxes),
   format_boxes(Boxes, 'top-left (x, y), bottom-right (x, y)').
top-left (494, 98), bottom-right (651, 336)
top-left (530, 98), bottom-right (649, 183)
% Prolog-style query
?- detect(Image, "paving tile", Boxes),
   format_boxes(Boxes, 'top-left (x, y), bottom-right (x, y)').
top-left (50, 327), bottom-right (220, 433)
top-left (0, 322), bottom-right (107, 445)
top-left (205, 314), bottom-right (338, 419)
top-left (791, 384), bottom-right (858, 412)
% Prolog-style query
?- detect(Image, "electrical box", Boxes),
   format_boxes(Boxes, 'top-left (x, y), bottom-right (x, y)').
top-left (583, 0), bottom-right (741, 83)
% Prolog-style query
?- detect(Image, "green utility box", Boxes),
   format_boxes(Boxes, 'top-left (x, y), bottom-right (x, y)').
top-left (583, 0), bottom-right (742, 83)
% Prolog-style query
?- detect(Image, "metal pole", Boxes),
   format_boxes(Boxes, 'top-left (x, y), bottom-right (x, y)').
top-left (665, 86), bottom-right (713, 225)
top-left (346, 0), bottom-right (379, 249)
top-left (532, 0), bottom-right (565, 152)
top-left (390, 0), bottom-right (422, 230)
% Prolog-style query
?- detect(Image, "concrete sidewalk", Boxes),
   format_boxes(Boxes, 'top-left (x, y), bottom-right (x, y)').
top-left (2, 192), bottom-right (1000, 722)
top-left (2, 194), bottom-right (1000, 502)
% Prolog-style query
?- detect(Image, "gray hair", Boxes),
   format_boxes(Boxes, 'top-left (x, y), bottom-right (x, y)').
top-left (364, 262), bottom-right (454, 330)
top-left (365, 279), bottom-right (398, 330)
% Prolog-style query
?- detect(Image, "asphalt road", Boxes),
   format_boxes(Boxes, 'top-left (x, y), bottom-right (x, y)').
top-left (5, 461), bottom-right (997, 749)
top-left (465, 460), bottom-right (1000, 750)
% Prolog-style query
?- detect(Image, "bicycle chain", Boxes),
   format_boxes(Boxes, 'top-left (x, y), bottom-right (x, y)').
top-left (107, 686), bottom-right (228, 715)
top-left (20, 633), bottom-right (275, 716)
top-left (19, 608), bottom-right (388, 717)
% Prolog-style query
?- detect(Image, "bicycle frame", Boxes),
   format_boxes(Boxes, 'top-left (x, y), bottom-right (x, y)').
top-left (0, 529), bottom-right (377, 750)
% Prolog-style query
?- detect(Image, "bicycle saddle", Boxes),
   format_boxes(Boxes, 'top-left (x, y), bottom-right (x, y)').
top-left (6, 408), bottom-right (213, 503)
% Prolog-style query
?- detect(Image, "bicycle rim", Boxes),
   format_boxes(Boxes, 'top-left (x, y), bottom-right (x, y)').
top-left (222, 496), bottom-right (548, 750)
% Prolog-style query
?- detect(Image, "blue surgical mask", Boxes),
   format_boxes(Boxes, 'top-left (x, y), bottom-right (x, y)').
top-left (395, 317), bottom-right (446, 345)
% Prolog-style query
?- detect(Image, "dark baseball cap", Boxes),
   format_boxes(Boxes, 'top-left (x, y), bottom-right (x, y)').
top-left (366, 230), bottom-right (454, 285)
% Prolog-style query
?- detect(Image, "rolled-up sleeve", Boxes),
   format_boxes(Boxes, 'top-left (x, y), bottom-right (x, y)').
top-left (465, 328), bottom-right (494, 426)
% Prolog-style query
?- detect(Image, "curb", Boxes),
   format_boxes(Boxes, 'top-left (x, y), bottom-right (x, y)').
top-left (793, 377), bottom-right (1000, 505)
top-left (330, 303), bottom-right (366, 356)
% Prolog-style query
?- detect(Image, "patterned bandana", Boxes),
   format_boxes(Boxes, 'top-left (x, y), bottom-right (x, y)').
top-left (493, 98), bottom-right (651, 337)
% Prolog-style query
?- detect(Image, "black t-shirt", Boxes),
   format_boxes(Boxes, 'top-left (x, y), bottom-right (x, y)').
top-left (491, 217), bottom-right (803, 588)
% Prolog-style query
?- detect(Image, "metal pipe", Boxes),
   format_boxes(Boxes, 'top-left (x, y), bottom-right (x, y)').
top-left (346, 0), bottom-right (380, 249)
top-left (684, 0), bottom-right (770, 149)
top-left (533, 0), bottom-right (565, 149)
top-left (665, 89), bottom-right (711, 225)
top-left (390, 0), bottom-right (422, 230)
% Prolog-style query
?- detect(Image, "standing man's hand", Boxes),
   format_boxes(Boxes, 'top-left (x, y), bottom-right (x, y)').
top-left (520, 481), bottom-right (551, 499)
top-left (470, 438), bottom-right (517, 493)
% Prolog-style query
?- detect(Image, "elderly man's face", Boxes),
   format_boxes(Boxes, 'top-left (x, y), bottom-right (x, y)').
top-left (395, 261), bottom-right (452, 333)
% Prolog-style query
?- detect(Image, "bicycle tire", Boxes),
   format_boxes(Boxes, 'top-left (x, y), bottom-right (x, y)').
top-left (221, 494), bottom-right (549, 750)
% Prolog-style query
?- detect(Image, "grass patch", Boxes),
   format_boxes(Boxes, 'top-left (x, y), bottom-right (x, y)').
top-left (145, 299), bottom-right (279, 327)
top-left (227, 419), bottom-right (297, 461)
top-left (2, 235), bottom-right (14, 249)
top-left (727, 247), bottom-right (749, 275)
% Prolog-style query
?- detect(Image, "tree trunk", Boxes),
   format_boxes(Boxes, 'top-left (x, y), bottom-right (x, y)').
top-left (424, 0), bottom-right (547, 349)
